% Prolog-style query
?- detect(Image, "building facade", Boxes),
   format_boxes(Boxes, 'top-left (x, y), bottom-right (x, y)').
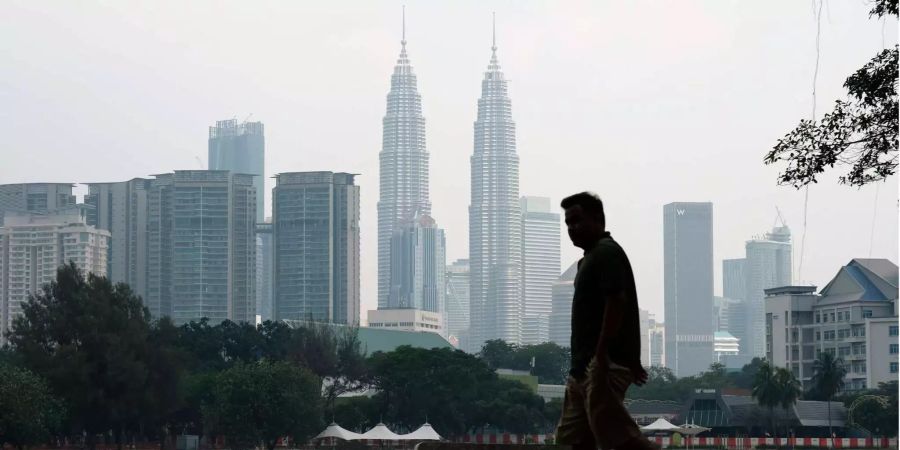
top-left (714, 331), bottom-right (740, 362)
top-left (84, 178), bottom-right (150, 300)
top-left (520, 196), bottom-right (560, 345)
top-left (664, 202), bottom-right (714, 376)
top-left (549, 262), bottom-right (578, 347)
top-left (745, 226), bottom-right (792, 358)
top-left (142, 171), bottom-right (256, 324)
top-left (649, 321), bottom-right (666, 367)
top-left (445, 259), bottom-right (470, 349)
top-left (273, 172), bottom-right (360, 325)
top-left (256, 221), bottom-right (274, 321)
top-left (388, 212), bottom-right (445, 314)
top-left (0, 183), bottom-right (76, 224)
top-left (0, 207), bottom-right (109, 338)
top-left (367, 308), bottom-right (443, 335)
top-left (765, 259), bottom-right (898, 392)
top-left (378, 17), bottom-right (431, 311)
top-left (469, 29), bottom-right (523, 350)
top-left (208, 119), bottom-right (265, 223)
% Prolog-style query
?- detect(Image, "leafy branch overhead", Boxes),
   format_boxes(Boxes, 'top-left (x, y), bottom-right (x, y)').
top-left (765, 0), bottom-right (898, 187)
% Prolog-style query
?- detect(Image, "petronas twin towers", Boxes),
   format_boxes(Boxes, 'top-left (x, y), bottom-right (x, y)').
top-left (377, 11), bottom-right (521, 352)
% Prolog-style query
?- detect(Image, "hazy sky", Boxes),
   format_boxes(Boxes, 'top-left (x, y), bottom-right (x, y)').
top-left (2, 1), bottom-right (898, 322)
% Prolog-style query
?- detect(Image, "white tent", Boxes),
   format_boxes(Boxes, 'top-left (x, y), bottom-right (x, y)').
top-left (359, 423), bottom-right (404, 441)
top-left (315, 423), bottom-right (364, 441)
top-left (400, 423), bottom-right (442, 441)
top-left (678, 423), bottom-right (711, 436)
top-left (640, 418), bottom-right (684, 433)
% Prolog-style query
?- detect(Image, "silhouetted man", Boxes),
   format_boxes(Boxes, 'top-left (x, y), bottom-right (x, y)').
top-left (555, 192), bottom-right (657, 450)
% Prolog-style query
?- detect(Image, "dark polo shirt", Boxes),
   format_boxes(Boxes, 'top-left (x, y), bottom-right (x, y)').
top-left (569, 232), bottom-right (641, 378)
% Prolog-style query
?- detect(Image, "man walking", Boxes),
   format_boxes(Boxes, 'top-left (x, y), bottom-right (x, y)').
top-left (555, 192), bottom-right (657, 450)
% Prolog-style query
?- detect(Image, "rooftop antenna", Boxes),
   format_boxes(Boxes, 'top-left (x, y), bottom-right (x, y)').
top-left (402, 5), bottom-right (406, 47)
top-left (492, 12), bottom-right (497, 53)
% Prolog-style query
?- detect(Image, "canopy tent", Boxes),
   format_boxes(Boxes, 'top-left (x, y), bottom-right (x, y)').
top-left (400, 423), bottom-right (442, 441)
top-left (678, 423), bottom-right (711, 436)
top-left (360, 423), bottom-right (405, 441)
top-left (314, 423), bottom-right (364, 441)
top-left (640, 418), bottom-right (684, 433)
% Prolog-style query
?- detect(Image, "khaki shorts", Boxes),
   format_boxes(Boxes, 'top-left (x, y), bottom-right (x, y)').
top-left (555, 358), bottom-right (643, 450)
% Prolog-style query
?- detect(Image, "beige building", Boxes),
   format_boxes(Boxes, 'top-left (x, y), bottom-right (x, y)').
top-left (765, 259), bottom-right (898, 392)
top-left (0, 207), bottom-right (109, 338)
top-left (366, 308), bottom-right (443, 335)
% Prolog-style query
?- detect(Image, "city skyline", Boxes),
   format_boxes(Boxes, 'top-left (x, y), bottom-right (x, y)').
top-left (2, 2), bottom-right (898, 323)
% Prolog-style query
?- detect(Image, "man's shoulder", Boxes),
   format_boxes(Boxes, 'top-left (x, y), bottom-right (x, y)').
top-left (592, 237), bottom-right (627, 259)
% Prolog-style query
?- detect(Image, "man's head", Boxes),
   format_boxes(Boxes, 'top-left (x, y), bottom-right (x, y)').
top-left (561, 192), bottom-right (606, 250)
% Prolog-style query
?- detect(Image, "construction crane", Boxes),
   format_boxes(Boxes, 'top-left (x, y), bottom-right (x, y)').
top-left (774, 206), bottom-right (787, 228)
top-left (195, 156), bottom-right (205, 169)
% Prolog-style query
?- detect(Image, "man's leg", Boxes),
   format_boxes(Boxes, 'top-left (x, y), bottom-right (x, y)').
top-left (585, 362), bottom-right (658, 450)
top-left (555, 376), bottom-right (597, 450)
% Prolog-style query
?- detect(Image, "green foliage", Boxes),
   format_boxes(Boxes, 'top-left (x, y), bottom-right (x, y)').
top-left (752, 362), bottom-right (801, 436)
top-left (0, 363), bottom-right (64, 449)
top-left (478, 339), bottom-right (570, 384)
top-left (7, 262), bottom-right (173, 439)
top-left (842, 381), bottom-right (899, 437)
top-left (810, 352), bottom-right (847, 436)
top-left (369, 345), bottom-right (550, 436)
top-left (204, 361), bottom-right (322, 450)
top-left (765, 1), bottom-right (898, 187)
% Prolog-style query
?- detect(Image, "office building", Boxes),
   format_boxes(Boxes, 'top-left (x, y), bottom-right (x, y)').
top-left (378, 13), bottom-right (431, 311)
top-left (520, 196), bottom-right (560, 345)
top-left (208, 119), bottom-right (265, 223)
top-left (445, 259), bottom-right (470, 349)
top-left (256, 221), bottom-right (274, 321)
top-left (367, 308), bottom-right (443, 335)
top-left (388, 212), bottom-right (445, 314)
top-left (664, 202), bottom-right (714, 377)
top-left (549, 262), bottom-right (578, 347)
top-left (745, 226), bottom-right (792, 358)
top-left (469, 23), bottom-right (523, 350)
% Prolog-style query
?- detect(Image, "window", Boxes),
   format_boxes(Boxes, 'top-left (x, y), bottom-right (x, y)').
top-left (823, 314), bottom-right (828, 323)
top-left (863, 310), bottom-right (873, 318)
top-left (837, 312), bottom-right (844, 322)
top-left (816, 313), bottom-right (821, 323)
top-left (831, 313), bottom-right (836, 322)
top-left (816, 331), bottom-right (821, 341)
top-left (890, 326), bottom-right (898, 337)
top-left (891, 362), bottom-right (899, 374)
top-left (891, 344), bottom-right (899, 355)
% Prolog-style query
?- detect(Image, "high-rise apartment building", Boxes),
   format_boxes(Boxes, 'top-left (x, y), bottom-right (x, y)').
top-left (664, 202), bottom-right (714, 377)
top-left (0, 207), bottom-right (109, 338)
top-left (469, 23), bottom-right (523, 350)
top-left (256, 221), bottom-right (274, 321)
top-left (273, 172), bottom-right (360, 325)
top-left (520, 196), bottom-right (560, 345)
top-left (208, 119), bottom-right (265, 223)
top-left (445, 259), bottom-right (470, 349)
top-left (745, 226), bottom-right (792, 358)
top-left (723, 258), bottom-right (747, 301)
top-left (0, 183), bottom-right (75, 224)
top-left (84, 179), bottom-right (150, 299)
top-left (143, 171), bottom-right (256, 324)
top-left (378, 13), bottom-right (431, 311)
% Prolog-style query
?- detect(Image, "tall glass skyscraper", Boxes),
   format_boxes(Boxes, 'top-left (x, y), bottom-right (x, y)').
top-left (273, 172), bottom-right (360, 325)
top-left (445, 259), bottom-right (471, 348)
top-left (378, 11), bottom-right (431, 311)
top-left (469, 20), bottom-right (523, 351)
top-left (744, 225), bottom-right (792, 357)
top-left (520, 196), bottom-right (560, 345)
top-left (664, 202), bottom-right (714, 377)
top-left (144, 170), bottom-right (256, 324)
top-left (389, 212), bottom-right (445, 312)
top-left (208, 119), bottom-right (265, 223)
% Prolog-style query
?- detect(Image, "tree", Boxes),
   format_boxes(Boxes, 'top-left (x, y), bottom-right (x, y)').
top-left (7, 263), bottom-right (166, 448)
top-left (204, 361), bottom-right (323, 450)
top-left (752, 361), bottom-right (783, 435)
top-left (730, 357), bottom-right (766, 390)
top-left (478, 339), bottom-right (518, 370)
top-left (0, 364), bottom-right (64, 450)
top-left (514, 342), bottom-right (570, 384)
top-left (810, 352), bottom-right (847, 438)
top-left (775, 367), bottom-right (802, 436)
top-left (765, 0), bottom-right (898, 187)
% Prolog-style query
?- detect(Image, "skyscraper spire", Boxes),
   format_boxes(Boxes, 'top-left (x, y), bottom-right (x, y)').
top-left (491, 12), bottom-right (498, 61)
top-left (379, 6), bottom-right (431, 310)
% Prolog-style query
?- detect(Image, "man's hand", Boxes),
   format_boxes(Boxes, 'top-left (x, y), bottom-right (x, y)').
top-left (630, 363), bottom-right (649, 386)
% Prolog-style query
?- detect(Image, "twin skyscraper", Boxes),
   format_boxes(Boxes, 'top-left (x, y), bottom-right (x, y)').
top-left (377, 11), bottom-right (536, 353)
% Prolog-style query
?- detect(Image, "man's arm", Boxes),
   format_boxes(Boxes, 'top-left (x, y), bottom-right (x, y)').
top-left (595, 292), bottom-right (648, 385)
